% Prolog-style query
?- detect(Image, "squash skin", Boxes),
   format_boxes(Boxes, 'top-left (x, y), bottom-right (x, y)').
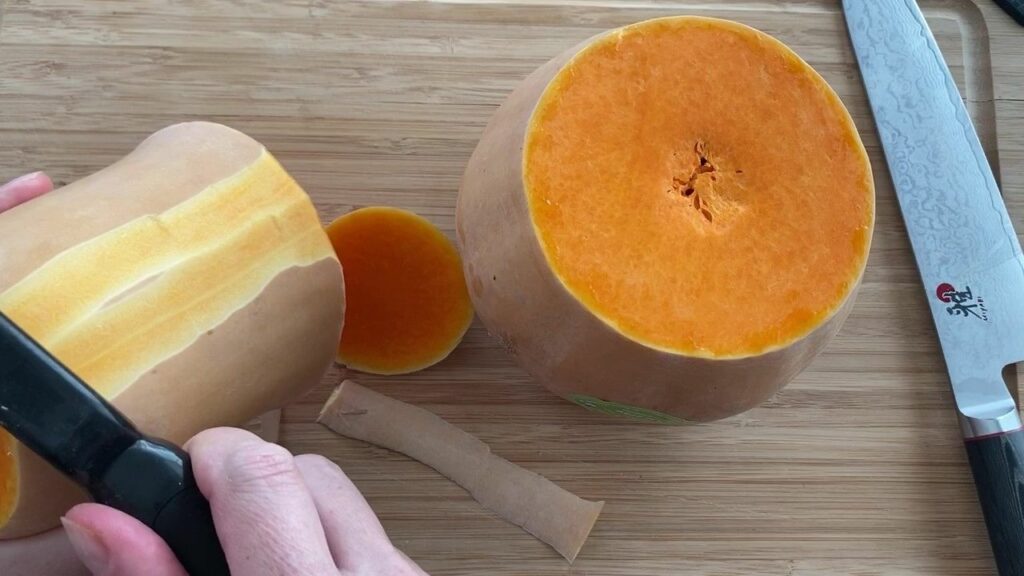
top-left (456, 17), bottom-right (872, 423)
top-left (0, 122), bottom-right (345, 538)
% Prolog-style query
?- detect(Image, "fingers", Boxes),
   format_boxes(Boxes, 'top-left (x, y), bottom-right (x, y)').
top-left (294, 454), bottom-right (429, 576)
top-left (396, 549), bottom-right (431, 576)
top-left (0, 527), bottom-right (90, 576)
top-left (62, 504), bottom-right (187, 576)
top-left (0, 171), bottom-right (54, 212)
top-left (186, 427), bottom-right (337, 576)
top-left (293, 454), bottom-right (393, 570)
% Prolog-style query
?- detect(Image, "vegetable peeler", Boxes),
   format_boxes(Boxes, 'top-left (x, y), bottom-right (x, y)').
top-left (0, 311), bottom-right (229, 575)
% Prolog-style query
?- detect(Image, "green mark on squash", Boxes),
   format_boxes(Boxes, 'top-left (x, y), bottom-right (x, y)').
top-left (568, 394), bottom-right (688, 425)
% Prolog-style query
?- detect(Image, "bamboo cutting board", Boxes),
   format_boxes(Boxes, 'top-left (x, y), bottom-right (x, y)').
top-left (2, 1), bottom-right (1024, 574)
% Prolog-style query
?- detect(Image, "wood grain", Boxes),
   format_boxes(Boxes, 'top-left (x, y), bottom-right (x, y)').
top-left (1, 1), bottom-right (1023, 574)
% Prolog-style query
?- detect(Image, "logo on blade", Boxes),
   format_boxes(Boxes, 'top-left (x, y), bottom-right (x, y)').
top-left (936, 283), bottom-right (988, 321)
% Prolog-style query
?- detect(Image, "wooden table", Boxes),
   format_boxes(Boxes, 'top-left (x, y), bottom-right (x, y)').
top-left (2, 1), bottom-right (1023, 574)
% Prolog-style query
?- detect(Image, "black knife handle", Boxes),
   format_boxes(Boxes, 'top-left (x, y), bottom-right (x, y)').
top-left (995, 0), bottom-right (1024, 25)
top-left (965, 428), bottom-right (1024, 576)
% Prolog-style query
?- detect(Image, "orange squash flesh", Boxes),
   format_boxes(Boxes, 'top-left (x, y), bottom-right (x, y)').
top-left (327, 207), bottom-right (473, 374)
top-left (525, 17), bottom-right (872, 357)
top-left (0, 431), bottom-right (13, 527)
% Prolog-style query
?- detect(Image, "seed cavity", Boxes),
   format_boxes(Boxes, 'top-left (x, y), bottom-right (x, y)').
top-left (669, 140), bottom-right (727, 223)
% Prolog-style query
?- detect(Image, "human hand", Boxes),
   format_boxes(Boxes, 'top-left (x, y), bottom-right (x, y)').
top-left (62, 427), bottom-right (428, 576)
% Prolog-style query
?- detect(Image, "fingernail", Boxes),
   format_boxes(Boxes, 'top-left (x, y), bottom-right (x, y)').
top-left (62, 516), bottom-right (110, 574)
top-left (1, 171), bottom-right (42, 188)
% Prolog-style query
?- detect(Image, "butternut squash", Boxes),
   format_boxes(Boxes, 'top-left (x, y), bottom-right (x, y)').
top-left (457, 17), bottom-right (873, 422)
top-left (0, 122), bottom-right (345, 538)
top-left (326, 207), bottom-right (472, 375)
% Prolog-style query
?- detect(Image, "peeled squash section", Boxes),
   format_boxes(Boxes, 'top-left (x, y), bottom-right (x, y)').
top-left (3, 152), bottom-right (328, 398)
top-left (0, 432), bottom-right (13, 527)
top-left (458, 17), bottom-right (873, 421)
top-left (0, 122), bottom-right (344, 538)
top-left (327, 207), bottom-right (473, 375)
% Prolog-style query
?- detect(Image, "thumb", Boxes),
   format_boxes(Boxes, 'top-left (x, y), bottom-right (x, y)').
top-left (62, 504), bottom-right (188, 576)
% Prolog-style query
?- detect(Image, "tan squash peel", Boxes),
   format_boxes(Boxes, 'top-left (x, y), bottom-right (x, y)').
top-left (318, 380), bottom-right (604, 562)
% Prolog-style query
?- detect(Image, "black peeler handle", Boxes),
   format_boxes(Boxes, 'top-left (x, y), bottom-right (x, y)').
top-left (96, 438), bottom-right (229, 576)
top-left (0, 312), bottom-right (229, 575)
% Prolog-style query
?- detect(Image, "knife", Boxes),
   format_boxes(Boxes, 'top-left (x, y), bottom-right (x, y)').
top-left (844, 1), bottom-right (1024, 573)
top-left (0, 311), bottom-right (229, 575)
top-left (994, 0), bottom-right (1024, 26)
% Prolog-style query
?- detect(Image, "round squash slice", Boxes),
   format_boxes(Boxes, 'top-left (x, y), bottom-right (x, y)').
top-left (457, 17), bottom-right (874, 422)
top-left (0, 122), bottom-right (345, 538)
top-left (326, 207), bottom-right (473, 375)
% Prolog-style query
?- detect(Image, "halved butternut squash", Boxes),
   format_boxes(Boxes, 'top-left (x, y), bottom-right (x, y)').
top-left (458, 17), bottom-right (873, 422)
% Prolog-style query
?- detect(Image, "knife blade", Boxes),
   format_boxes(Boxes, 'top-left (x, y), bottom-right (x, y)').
top-left (844, 1), bottom-right (1024, 573)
